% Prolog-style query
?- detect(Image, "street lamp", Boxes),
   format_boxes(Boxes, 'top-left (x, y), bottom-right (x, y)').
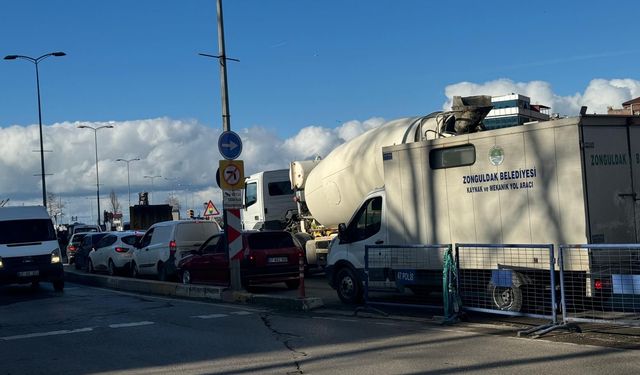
top-left (116, 158), bottom-right (140, 208)
top-left (4, 52), bottom-right (66, 207)
top-left (78, 124), bottom-right (114, 226)
top-left (143, 175), bottom-right (162, 204)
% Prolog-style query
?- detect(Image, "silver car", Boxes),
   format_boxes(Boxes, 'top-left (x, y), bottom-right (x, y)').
top-left (88, 231), bottom-right (143, 276)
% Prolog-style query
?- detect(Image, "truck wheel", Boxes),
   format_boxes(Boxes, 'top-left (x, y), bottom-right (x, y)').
top-left (53, 280), bottom-right (64, 292)
top-left (335, 268), bottom-right (363, 304)
top-left (490, 284), bottom-right (523, 311)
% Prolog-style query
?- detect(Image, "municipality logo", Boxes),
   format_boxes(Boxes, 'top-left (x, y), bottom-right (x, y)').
top-left (489, 146), bottom-right (504, 166)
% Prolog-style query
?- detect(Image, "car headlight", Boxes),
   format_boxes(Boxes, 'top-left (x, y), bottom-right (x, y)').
top-left (0, 256), bottom-right (3, 269)
top-left (51, 249), bottom-right (62, 264)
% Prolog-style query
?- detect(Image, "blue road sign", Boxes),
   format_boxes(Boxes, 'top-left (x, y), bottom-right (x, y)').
top-left (218, 131), bottom-right (243, 160)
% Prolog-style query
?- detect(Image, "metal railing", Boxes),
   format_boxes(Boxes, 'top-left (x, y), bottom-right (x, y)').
top-left (455, 243), bottom-right (557, 323)
top-left (559, 244), bottom-right (640, 327)
top-left (362, 244), bottom-right (452, 312)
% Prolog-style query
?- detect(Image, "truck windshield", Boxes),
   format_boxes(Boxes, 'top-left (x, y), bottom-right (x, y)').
top-left (0, 219), bottom-right (57, 245)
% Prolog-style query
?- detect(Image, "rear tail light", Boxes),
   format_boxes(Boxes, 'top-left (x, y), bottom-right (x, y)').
top-left (115, 247), bottom-right (128, 253)
top-left (68, 245), bottom-right (77, 252)
top-left (594, 279), bottom-right (604, 290)
top-left (169, 240), bottom-right (177, 257)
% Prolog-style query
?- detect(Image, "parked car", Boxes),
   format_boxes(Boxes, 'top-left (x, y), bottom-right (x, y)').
top-left (131, 220), bottom-right (221, 281)
top-left (88, 231), bottom-right (144, 275)
top-left (74, 232), bottom-right (109, 271)
top-left (66, 233), bottom-right (89, 264)
top-left (177, 230), bottom-right (301, 289)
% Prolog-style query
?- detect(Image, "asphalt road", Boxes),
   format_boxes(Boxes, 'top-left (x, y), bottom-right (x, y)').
top-left (1, 281), bottom-right (640, 375)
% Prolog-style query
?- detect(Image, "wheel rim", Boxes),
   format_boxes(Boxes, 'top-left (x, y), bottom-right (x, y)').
top-left (339, 275), bottom-right (354, 298)
top-left (493, 287), bottom-right (514, 309)
top-left (182, 271), bottom-right (191, 284)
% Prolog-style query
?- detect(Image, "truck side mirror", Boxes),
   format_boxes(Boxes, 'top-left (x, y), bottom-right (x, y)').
top-left (338, 223), bottom-right (348, 242)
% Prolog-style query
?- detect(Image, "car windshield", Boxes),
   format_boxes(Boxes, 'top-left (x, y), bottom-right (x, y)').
top-left (76, 227), bottom-right (98, 234)
top-left (246, 232), bottom-right (295, 250)
top-left (0, 219), bottom-right (56, 245)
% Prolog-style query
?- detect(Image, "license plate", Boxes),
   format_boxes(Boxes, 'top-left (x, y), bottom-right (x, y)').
top-left (18, 270), bottom-right (39, 277)
top-left (267, 256), bottom-right (288, 263)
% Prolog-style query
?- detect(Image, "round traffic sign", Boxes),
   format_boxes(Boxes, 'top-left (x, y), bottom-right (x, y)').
top-left (223, 164), bottom-right (241, 185)
top-left (218, 131), bottom-right (243, 160)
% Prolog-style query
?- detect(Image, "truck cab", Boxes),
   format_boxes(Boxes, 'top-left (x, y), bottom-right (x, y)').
top-left (243, 169), bottom-right (296, 230)
top-left (326, 189), bottom-right (387, 303)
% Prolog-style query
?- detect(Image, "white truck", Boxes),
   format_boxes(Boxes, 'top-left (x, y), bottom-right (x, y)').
top-left (294, 96), bottom-right (640, 306)
top-left (242, 168), bottom-right (332, 270)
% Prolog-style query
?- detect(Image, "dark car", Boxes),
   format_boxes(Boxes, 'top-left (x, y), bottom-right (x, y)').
top-left (177, 230), bottom-right (301, 289)
top-left (66, 233), bottom-right (88, 264)
top-left (74, 232), bottom-right (109, 271)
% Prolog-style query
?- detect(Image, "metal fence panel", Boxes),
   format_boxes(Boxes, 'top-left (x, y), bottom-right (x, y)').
top-left (363, 244), bottom-right (452, 310)
top-left (560, 244), bottom-right (640, 327)
top-left (455, 243), bottom-right (557, 322)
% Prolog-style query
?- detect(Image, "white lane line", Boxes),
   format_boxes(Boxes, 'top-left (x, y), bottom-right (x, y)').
top-left (109, 321), bottom-right (155, 328)
top-left (312, 316), bottom-right (357, 323)
top-left (230, 311), bottom-right (252, 315)
top-left (1, 327), bottom-right (94, 341)
top-left (193, 313), bottom-right (228, 319)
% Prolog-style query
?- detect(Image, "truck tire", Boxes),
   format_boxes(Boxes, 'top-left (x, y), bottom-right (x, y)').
top-left (335, 267), bottom-right (363, 304)
top-left (490, 283), bottom-right (523, 311)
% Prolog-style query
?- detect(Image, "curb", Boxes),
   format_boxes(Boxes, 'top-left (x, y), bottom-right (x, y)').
top-left (64, 268), bottom-right (324, 311)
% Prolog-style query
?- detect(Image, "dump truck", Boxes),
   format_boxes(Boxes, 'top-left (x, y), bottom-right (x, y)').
top-left (292, 96), bottom-right (640, 306)
top-left (129, 204), bottom-right (173, 231)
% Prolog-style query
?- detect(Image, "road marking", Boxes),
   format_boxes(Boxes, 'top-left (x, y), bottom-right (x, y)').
top-left (109, 321), bottom-right (155, 328)
top-left (1, 327), bottom-right (94, 341)
top-left (193, 313), bottom-right (228, 319)
top-left (230, 311), bottom-right (252, 315)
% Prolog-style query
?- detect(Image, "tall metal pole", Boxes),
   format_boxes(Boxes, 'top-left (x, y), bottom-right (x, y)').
top-left (94, 130), bottom-right (101, 226)
top-left (4, 52), bottom-right (66, 207)
top-left (217, 0), bottom-right (231, 133)
top-left (216, 0), bottom-right (241, 290)
top-left (34, 63), bottom-right (47, 207)
top-left (116, 158), bottom-right (140, 208)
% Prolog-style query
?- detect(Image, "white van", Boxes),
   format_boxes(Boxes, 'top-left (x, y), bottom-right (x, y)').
top-left (0, 206), bottom-right (64, 291)
top-left (131, 220), bottom-right (221, 281)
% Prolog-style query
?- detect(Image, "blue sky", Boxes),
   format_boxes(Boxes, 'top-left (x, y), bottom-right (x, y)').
top-left (1, 0), bottom-right (640, 221)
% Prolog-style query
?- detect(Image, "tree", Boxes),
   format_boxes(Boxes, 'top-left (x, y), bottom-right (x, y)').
top-left (166, 193), bottom-right (181, 211)
top-left (109, 189), bottom-right (121, 213)
top-left (46, 192), bottom-right (65, 224)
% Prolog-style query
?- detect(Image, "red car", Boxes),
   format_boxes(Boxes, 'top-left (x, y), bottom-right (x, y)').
top-left (177, 230), bottom-right (301, 289)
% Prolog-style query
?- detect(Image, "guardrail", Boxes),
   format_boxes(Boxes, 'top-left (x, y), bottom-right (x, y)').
top-left (559, 244), bottom-right (640, 327)
top-left (362, 244), bottom-right (453, 314)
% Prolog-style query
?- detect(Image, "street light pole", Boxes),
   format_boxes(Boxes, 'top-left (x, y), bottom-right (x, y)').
top-left (78, 124), bottom-right (114, 226)
top-left (116, 158), bottom-right (140, 208)
top-left (4, 52), bottom-right (66, 207)
top-left (143, 175), bottom-right (161, 204)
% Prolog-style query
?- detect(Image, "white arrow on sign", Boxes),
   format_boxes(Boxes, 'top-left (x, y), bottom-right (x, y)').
top-left (221, 140), bottom-right (238, 150)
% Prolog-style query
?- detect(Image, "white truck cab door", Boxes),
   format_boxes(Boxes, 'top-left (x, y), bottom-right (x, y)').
top-left (338, 195), bottom-right (386, 269)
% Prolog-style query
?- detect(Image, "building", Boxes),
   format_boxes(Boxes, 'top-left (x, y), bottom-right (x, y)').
top-left (483, 94), bottom-right (550, 130)
top-left (607, 97), bottom-right (640, 116)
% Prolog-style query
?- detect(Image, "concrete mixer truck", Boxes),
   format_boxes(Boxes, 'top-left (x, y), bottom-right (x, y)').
top-left (290, 96), bottom-right (640, 308)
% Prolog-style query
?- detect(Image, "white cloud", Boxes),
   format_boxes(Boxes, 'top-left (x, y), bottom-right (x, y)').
top-left (3, 78), bottom-right (639, 223)
top-left (443, 78), bottom-right (640, 116)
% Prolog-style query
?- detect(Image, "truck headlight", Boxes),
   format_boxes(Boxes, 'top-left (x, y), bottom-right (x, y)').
top-left (51, 249), bottom-right (62, 264)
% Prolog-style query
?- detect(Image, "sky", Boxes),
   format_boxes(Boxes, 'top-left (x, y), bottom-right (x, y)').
top-left (1, 0), bottom-right (640, 223)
